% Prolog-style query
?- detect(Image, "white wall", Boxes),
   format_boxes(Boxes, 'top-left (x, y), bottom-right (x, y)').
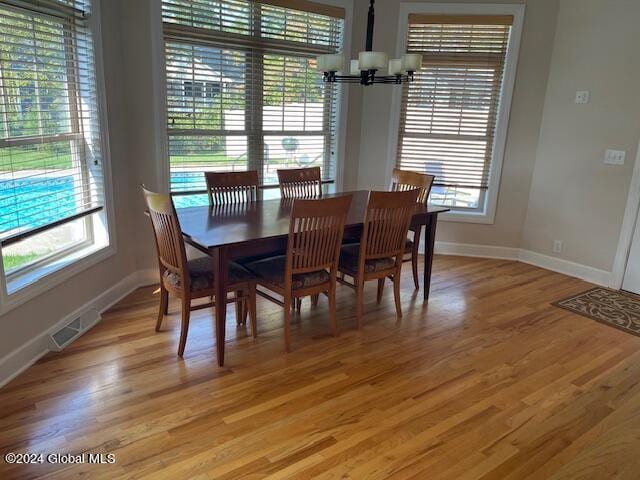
top-left (521, 0), bottom-right (640, 272)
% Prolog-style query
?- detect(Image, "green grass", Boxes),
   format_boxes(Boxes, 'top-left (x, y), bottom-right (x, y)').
top-left (0, 150), bottom-right (238, 172)
top-left (0, 147), bottom-right (71, 171)
top-left (3, 253), bottom-right (40, 272)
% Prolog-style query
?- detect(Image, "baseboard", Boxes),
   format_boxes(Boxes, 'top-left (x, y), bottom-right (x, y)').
top-left (0, 268), bottom-right (159, 388)
top-left (518, 249), bottom-right (612, 287)
top-left (433, 241), bottom-right (612, 287)
top-left (434, 241), bottom-right (520, 260)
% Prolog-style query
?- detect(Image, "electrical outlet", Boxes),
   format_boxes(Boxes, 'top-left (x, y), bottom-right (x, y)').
top-left (553, 240), bottom-right (563, 254)
top-left (604, 149), bottom-right (626, 165)
top-left (575, 91), bottom-right (590, 104)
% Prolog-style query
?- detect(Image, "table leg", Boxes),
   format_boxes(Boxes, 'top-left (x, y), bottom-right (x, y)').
top-left (213, 246), bottom-right (228, 366)
top-left (423, 215), bottom-right (438, 301)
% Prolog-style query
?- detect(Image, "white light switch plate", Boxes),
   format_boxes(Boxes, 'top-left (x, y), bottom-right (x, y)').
top-left (604, 149), bottom-right (626, 165)
top-left (575, 91), bottom-right (590, 104)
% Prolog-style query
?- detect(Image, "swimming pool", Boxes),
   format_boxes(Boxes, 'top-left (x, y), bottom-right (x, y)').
top-left (0, 176), bottom-right (81, 235)
top-left (0, 172), bottom-right (213, 235)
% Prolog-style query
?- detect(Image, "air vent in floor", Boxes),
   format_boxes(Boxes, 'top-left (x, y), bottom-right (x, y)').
top-left (48, 308), bottom-right (101, 352)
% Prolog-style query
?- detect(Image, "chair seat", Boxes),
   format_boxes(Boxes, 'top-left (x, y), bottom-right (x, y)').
top-left (245, 255), bottom-right (330, 290)
top-left (339, 244), bottom-right (395, 275)
top-left (163, 257), bottom-right (253, 292)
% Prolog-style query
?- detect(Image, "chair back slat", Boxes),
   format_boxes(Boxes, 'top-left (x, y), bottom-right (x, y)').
top-left (361, 190), bottom-right (419, 260)
top-left (277, 167), bottom-right (322, 199)
top-left (287, 195), bottom-right (352, 275)
top-left (143, 187), bottom-right (188, 284)
top-left (205, 171), bottom-right (259, 205)
top-left (390, 168), bottom-right (434, 204)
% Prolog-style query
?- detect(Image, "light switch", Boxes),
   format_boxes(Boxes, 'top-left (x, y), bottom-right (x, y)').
top-left (604, 149), bottom-right (626, 165)
top-left (575, 91), bottom-right (590, 104)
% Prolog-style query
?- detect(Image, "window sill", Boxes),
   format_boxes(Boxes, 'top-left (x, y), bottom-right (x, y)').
top-left (437, 209), bottom-right (496, 225)
top-left (0, 243), bottom-right (116, 316)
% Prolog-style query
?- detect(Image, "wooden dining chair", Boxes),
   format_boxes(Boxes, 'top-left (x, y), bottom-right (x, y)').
top-left (390, 168), bottom-right (435, 290)
top-left (205, 170), bottom-right (261, 324)
top-left (338, 189), bottom-right (419, 328)
top-left (205, 170), bottom-right (259, 205)
top-left (277, 166), bottom-right (322, 199)
top-left (143, 186), bottom-right (258, 357)
top-left (245, 195), bottom-right (352, 352)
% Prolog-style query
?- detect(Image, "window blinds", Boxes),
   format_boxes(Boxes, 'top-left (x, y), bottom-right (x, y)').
top-left (0, 0), bottom-right (103, 245)
top-left (397, 15), bottom-right (512, 189)
top-left (161, 0), bottom-right (343, 193)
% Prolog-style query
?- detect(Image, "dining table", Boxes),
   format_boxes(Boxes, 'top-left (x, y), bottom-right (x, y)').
top-left (176, 189), bottom-right (449, 366)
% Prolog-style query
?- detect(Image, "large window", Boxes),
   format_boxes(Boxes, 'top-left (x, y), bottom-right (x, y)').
top-left (0, 0), bottom-right (109, 294)
top-left (395, 11), bottom-right (519, 220)
top-left (161, 0), bottom-right (343, 205)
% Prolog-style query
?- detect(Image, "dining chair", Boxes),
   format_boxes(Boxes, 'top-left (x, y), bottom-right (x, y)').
top-left (205, 170), bottom-right (259, 205)
top-left (390, 168), bottom-right (435, 290)
top-left (143, 186), bottom-right (258, 357)
top-left (205, 170), bottom-right (261, 324)
top-left (245, 195), bottom-right (352, 352)
top-left (338, 189), bottom-right (419, 328)
top-left (277, 166), bottom-right (322, 199)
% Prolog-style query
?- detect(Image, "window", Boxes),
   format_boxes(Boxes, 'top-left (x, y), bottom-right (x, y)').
top-left (395, 10), bottom-right (521, 221)
top-left (0, 0), bottom-right (110, 293)
top-left (161, 0), bottom-right (344, 206)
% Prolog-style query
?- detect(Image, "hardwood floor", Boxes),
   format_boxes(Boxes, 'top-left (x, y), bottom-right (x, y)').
top-left (2, 256), bottom-right (640, 479)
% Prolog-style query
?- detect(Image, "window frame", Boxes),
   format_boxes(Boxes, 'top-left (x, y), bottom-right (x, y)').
top-left (387, 3), bottom-right (525, 224)
top-left (0, 0), bottom-right (117, 315)
top-left (151, 0), bottom-right (354, 197)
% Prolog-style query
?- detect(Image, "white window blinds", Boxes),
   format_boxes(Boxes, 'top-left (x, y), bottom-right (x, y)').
top-left (397, 15), bottom-right (512, 189)
top-left (161, 0), bottom-right (343, 194)
top-left (0, 0), bottom-right (103, 246)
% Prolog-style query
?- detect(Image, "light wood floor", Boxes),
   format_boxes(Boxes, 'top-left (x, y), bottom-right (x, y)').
top-left (2, 256), bottom-right (640, 479)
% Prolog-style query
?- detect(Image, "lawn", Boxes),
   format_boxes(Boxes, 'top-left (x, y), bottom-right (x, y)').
top-left (0, 148), bottom-right (241, 172)
top-left (3, 253), bottom-right (39, 271)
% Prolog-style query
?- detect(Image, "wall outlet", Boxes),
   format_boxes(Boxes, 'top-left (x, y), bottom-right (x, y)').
top-left (553, 240), bottom-right (563, 254)
top-left (575, 91), bottom-right (590, 104)
top-left (604, 149), bottom-right (626, 165)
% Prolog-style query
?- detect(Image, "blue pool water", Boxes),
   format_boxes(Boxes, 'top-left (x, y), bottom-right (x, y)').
top-left (0, 176), bottom-right (81, 234)
top-left (0, 173), bottom-right (211, 235)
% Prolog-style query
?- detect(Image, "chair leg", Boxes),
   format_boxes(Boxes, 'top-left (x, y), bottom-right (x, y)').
top-left (235, 290), bottom-right (244, 325)
top-left (411, 250), bottom-right (420, 290)
top-left (311, 293), bottom-right (319, 307)
top-left (178, 296), bottom-right (191, 357)
top-left (248, 284), bottom-right (257, 338)
top-left (356, 282), bottom-right (364, 330)
top-left (328, 286), bottom-right (337, 337)
top-left (393, 271), bottom-right (403, 319)
top-left (296, 298), bottom-right (302, 311)
top-left (377, 278), bottom-right (385, 304)
top-left (156, 286), bottom-right (169, 332)
top-left (284, 294), bottom-right (292, 352)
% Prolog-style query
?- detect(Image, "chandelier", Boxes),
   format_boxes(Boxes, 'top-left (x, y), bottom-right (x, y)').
top-left (317, 0), bottom-right (422, 86)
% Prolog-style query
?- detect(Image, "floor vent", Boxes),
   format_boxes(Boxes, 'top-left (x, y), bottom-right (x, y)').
top-left (49, 308), bottom-right (101, 352)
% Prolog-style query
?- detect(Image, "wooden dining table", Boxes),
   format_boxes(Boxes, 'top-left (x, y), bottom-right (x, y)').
top-left (177, 190), bottom-right (449, 366)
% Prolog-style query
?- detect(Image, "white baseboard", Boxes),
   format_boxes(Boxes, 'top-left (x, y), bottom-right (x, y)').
top-left (0, 268), bottom-right (159, 388)
top-left (517, 249), bottom-right (612, 287)
top-left (434, 241), bottom-right (520, 260)
top-left (434, 241), bottom-right (612, 287)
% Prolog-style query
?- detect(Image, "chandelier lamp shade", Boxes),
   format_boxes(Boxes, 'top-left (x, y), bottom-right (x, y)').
top-left (317, 0), bottom-right (422, 86)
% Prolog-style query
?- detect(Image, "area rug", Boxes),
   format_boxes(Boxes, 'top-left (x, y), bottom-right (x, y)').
top-left (553, 287), bottom-right (640, 336)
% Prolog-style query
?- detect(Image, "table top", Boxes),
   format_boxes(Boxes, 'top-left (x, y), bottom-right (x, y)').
top-left (177, 190), bottom-right (449, 250)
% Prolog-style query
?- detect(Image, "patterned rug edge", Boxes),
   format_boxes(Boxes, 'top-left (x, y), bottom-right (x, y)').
top-left (552, 287), bottom-right (640, 338)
